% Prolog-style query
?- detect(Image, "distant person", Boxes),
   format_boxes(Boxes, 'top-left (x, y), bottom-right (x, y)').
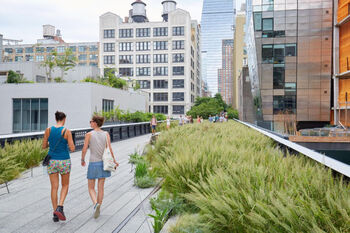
top-left (42, 111), bottom-right (75, 222)
top-left (150, 115), bottom-right (157, 135)
top-left (200, 116), bottom-right (204, 123)
top-left (179, 115), bottom-right (184, 126)
top-left (81, 115), bottom-right (118, 219)
top-left (215, 115), bottom-right (219, 123)
top-left (209, 115), bottom-right (213, 123)
top-left (197, 115), bottom-right (201, 123)
top-left (190, 116), bottom-right (193, 124)
top-left (166, 116), bottom-right (171, 130)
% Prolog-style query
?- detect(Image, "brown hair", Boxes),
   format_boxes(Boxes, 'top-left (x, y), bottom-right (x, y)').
top-left (92, 115), bottom-right (105, 127)
top-left (55, 111), bottom-right (66, 121)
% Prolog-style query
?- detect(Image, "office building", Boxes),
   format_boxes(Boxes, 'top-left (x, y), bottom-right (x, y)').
top-left (99, 0), bottom-right (201, 116)
top-left (246, 0), bottom-right (332, 130)
top-left (218, 39), bottom-right (234, 105)
top-left (201, 0), bottom-right (236, 95)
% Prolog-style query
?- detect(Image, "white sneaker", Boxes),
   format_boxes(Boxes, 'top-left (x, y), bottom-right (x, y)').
top-left (93, 203), bottom-right (101, 219)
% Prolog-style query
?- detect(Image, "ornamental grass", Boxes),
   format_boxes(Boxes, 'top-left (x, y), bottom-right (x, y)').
top-left (147, 121), bottom-right (350, 233)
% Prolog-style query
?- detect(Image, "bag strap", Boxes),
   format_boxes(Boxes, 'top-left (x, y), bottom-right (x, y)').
top-left (105, 132), bottom-right (109, 149)
top-left (51, 128), bottom-right (67, 153)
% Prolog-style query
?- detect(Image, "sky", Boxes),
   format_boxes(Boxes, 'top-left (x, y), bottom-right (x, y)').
top-left (0, 0), bottom-right (244, 44)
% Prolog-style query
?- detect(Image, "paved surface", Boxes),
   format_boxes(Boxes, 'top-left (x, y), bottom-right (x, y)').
top-left (0, 134), bottom-right (154, 233)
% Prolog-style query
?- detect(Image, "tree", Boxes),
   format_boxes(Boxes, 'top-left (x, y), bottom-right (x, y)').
top-left (55, 48), bottom-right (77, 81)
top-left (41, 50), bottom-right (57, 82)
top-left (6, 70), bottom-right (31, 83)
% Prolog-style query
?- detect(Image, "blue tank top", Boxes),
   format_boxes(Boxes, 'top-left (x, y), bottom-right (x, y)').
top-left (48, 126), bottom-right (70, 160)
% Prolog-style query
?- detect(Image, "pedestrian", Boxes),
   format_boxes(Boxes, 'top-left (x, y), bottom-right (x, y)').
top-left (81, 115), bottom-right (119, 219)
top-left (190, 116), bottom-right (193, 124)
top-left (179, 115), bottom-right (184, 126)
top-left (150, 115), bottom-right (157, 135)
top-left (200, 116), bottom-right (204, 123)
top-left (166, 116), bottom-right (171, 130)
top-left (209, 115), bottom-right (212, 123)
top-left (197, 115), bottom-right (201, 123)
top-left (215, 114), bottom-right (219, 123)
top-left (42, 111), bottom-right (75, 222)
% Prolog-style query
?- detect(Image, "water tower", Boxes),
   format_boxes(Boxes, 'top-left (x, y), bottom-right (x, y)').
top-left (162, 0), bottom-right (177, 22)
top-left (131, 0), bottom-right (148, 23)
top-left (43, 25), bottom-right (55, 39)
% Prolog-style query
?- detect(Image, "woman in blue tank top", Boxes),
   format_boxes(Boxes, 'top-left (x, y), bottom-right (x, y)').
top-left (42, 111), bottom-right (75, 222)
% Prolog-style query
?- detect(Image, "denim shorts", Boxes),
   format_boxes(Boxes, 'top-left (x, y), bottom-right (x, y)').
top-left (87, 161), bottom-right (111, 180)
top-left (47, 159), bottom-right (71, 175)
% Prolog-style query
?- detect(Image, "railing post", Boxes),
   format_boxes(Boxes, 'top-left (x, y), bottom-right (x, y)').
top-left (5, 182), bottom-right (9, 194)
top-left (110, 128), bottom-right (114, 142)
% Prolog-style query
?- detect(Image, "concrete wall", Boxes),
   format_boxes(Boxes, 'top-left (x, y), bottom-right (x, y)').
top-left (0, 62), bottom-right (99, 83)
top-left (0, 83), bottom-right (147, 134)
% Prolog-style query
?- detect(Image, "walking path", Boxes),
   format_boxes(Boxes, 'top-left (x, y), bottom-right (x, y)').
top-left (0, 134), bottom-right (154, 233)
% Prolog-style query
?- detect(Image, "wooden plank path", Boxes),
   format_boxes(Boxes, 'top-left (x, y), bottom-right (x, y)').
top-left (0, 134), bottom-right (154, 233)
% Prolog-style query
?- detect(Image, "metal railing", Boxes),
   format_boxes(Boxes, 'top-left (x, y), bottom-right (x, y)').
top-left (0, 122), bottom-right (152, 150)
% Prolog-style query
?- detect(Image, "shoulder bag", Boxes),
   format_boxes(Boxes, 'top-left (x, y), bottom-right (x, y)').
top-left (103, 132), bottom-right (117, 172)
top-left (43, 128), bottom-right (67, 166)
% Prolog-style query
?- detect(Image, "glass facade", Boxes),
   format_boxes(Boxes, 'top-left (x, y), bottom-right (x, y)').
top-left (201, 0), bottom-right (236, 95)
top-left (245, 0), bottom-right (332, 131)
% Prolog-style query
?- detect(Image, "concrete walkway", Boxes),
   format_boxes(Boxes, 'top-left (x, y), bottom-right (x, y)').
top-left (0, 134), bottom-right (154, 233)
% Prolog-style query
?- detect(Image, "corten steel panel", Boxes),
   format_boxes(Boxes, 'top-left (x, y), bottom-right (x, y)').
top-left (273, 89), bottom-right (285, 95)
top-left (286, 22), bottom-right (298, 30)
top-left (262, 38), bottom-right (274, 44)
top-left (262, 107), bottom-right (273, 115)
top-left (339, 22), bottom-right (350, 73)
top-left (285, 36), bottom-right (297, 43)
top-left (263, 114), bottom-right (273, 121)
top-left (338, 0), bottom-right (350, 22)
top-left (274, 9), bottom-right (286, 17)
top-left (261, 65), bottom-right (273, 89)
top-left (286, 30), bottom-right (298, 36)
top-left (261, 89), bottom-right (273, 96)
top-left (274, 38), bottom-right (286, 44)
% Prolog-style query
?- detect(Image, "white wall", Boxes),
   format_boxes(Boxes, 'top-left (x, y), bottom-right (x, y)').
top-left (0, 83), bottom-right (147, 135)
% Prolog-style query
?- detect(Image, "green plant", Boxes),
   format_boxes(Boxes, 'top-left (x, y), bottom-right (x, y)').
top-left (169, 213), bottom-right (205, 233)
top-left (6, 70), bottom-right (32, 83)
top-left (135, 162), bottom-right (148, 178)
top-left (149, 206), bottom-right (169, 233)
top-left (134, 175), bottom-right (156, 188)
top-left (129, 152), bottom-right (145, 164)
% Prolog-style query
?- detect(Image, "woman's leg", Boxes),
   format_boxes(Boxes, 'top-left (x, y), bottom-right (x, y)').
top-left (49, 173), bottom-right (59, 211)
top-left (97, 178), bottom-right (106, 204)
top-left (58, 173), bottom-right (70, 206)
top-left (88, 179), bottom-right (97, 204)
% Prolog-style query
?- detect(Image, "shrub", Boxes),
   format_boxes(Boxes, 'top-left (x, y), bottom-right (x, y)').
top-left (148, 122), bottom-right (350, 232)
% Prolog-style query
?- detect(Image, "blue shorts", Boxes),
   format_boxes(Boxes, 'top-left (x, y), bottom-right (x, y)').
top-left (87, 161), bottom-right (111, 180)
top-left (152, 125), bottom-right (156, 130)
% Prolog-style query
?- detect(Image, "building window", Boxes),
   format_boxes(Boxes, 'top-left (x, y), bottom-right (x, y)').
top-left (153, 54), bottom-right (168, 63)
top-left (36, 47), bottom-right (44, 53)
top-left (136, 28), bottom-right (150, 37)
top-left (153, 67), bottom-right (168, 76)
top-left (285, 44), bottom-right (297, 56)
top-left (89, 54), bottom-right (98, 60)
top-left (25, 47), bottom-right (34, 53)
top-left (172, 53), bottom-right (184, 63)
top-left (285, 83), bottom-right (296, 95)
top-left (79, 62), bottom-right (87, 66)
top-left (153, 105), bottom-right (168, 114)
top-left (69, 46), bottom-right (76, 52)
top-left (36, 55), bottom-right (44, 62)
top-left (136, 67), bottom-right (151, 76)
top-left (191, 95), bottom-right (195, 103)
top-left (153, 27), bottom-right (168, 37)
top-left (46, 47), bottom-right (55, 53)
top-left (138, 80), bottom-right (150, 89)
top-left (119, 42), bottom-right (133, 51)
top-left (274, 44), bottom-right (285, 64)
top-left (5, 48), bottom-right (13, 53)
top-left (191, 83), bottom-right (195, 91)
top-left (136, 42), bottom-right (151, 51)
top-left (25, 55), bottom-right (34, 61)
top-left (103, 55), bottom-right (115, 64)
top-left (15, 56), bottom-right (23, 62)
top-left (153, 41), bottom-right (168, 50)
top-left (262, 18), bottom-right (273, 31)
top-left (172, 26), bottom-right (184, 36)
top-left (172, 40), bottom-right (185, 50)
top-left (172, 79), bottom-right (184, 88)
top-left (136, 54), bottom-right (151, 64)
top-left (102, 99), bottom-right (114, 112)
top-left (153, 80), bottom-right (168, 89)
top-left (273, 64), bottom-right (285, 89)
top-left (173, 66), bottom-right (184, 75)
top-left (173, 105), bottom-right (184, 114)
top-left (173, 92), bottom-right (184, 101)
top-left (79, 54), bottom-right (87, 61)
top-left (78, 46), bottom-right (87, 52)
top-left (119, 29), bottom-right (133, 38)
top-left (104, 43), bottom-right (115, 52)
top-left (273, 96), bottom-right (296, 114)
top-left (57, 46), bottom-right (66, 53)
top-left (253, 12), bottom-right (262, 31)
top-left (119, 68), bottom-right (133, 76)
top-left (13, 98), bottom-right (48, 133)
top-left (89, 45), bottom-right (98, 51)
top-left (104, 29), bottom-right (115, 38)
top-left (90, 62), bottom-right (98, 67)
top-left (15, 48), bottom-right (23, 54)
top-left (262, 44), bottom-right (273, 63)
top-left (119, 55), bottom-right (133, 64)
top-left (153, 93), bottom-right (168, 101)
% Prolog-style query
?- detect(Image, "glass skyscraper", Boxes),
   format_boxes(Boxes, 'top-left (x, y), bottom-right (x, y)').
top-left (201, 0), bottom-right (236, 95)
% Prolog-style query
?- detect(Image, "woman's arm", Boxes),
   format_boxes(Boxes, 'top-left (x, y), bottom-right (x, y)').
top-left (64, 129), bottom-right (75, 152)
top-left (42, 128), bottom-right (50, 149)
top-left (107, 133), bottom-right (118, 165)
top-left (81, 133), bottom-right (91, 167)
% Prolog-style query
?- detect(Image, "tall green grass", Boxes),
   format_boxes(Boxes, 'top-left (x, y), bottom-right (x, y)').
top-left (0, 139), bottom-right (47, 184)
top-left (147, 122), bottom-right (350, 232)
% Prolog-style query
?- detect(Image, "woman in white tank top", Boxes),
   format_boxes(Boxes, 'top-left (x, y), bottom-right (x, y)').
top-left (81, 115), bottom-right (118, 219)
